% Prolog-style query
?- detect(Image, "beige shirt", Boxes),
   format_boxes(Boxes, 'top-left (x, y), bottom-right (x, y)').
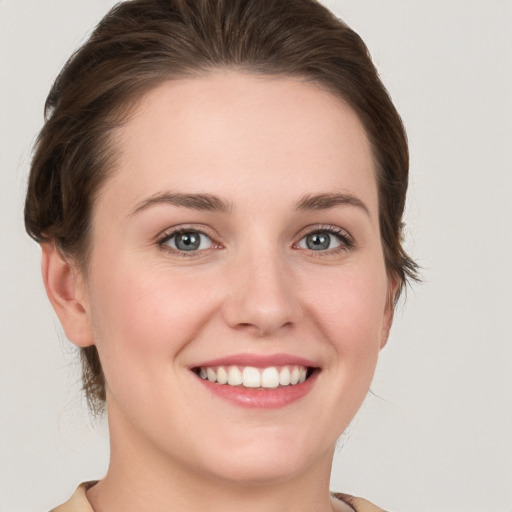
top-left (50, 482), bottom-right (387, 512)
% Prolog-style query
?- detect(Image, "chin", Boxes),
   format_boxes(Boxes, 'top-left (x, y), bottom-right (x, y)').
top-left (205, 456), bottom-right (310, 487)
top-left (192, 432), bottom-right (329, 486)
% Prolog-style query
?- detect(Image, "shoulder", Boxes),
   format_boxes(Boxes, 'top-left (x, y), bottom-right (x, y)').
top-left (333, 492), bottom-right (389, 512)
top-left (50, 482), bottom-right (97, 512)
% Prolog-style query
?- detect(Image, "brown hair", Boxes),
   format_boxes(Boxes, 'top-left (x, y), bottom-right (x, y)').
top-left (25, 0), bottom-right (418, 413)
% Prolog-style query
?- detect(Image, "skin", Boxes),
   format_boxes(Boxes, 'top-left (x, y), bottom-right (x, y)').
top-left (43, 73), bottom-right (395, 512)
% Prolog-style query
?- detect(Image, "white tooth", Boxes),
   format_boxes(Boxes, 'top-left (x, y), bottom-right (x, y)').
top-left (299, 367), bottom-right (307, 383)
top-left (261, 367), bottom-right (279, 389)
top-left (227, 366), bottom-right (242, 386)
top-left (207, 368), bottom-right (217, 382)
top-left (279, 366), bottom-right (291, 386)
top-left (242, 367), bottom-right (261, 388)
top-left (217, 366), bottom-right (228, 384)
top-left (199, 368), bottom-right (207, 380)
top-left (290, 366), bottom-right (300, 385)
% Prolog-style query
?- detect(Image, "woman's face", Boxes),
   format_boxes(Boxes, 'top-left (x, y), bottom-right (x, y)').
top-left (74, 73), bottom-right (393, 483)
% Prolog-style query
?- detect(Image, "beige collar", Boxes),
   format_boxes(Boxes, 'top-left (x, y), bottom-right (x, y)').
top-left (51, 482), bottom-right (387, 512)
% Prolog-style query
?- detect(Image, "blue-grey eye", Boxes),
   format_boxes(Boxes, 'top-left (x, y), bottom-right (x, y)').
top-left (298, 231), bottom-right (342, 251)
top-left (166, 231), bottom-right (213, 251)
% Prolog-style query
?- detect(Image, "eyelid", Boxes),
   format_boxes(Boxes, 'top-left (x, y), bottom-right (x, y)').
top-left (293, 224), bottom-right (356, 252)
top-left (157, 225), bottom-right (222, 256)
top-left (155, 223), bottom-right (355, 257)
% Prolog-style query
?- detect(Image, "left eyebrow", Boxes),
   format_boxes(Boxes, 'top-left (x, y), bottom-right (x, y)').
top-left (295, 193), bottom-right (370, 216)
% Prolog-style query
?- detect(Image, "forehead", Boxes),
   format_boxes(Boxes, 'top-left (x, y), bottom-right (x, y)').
top-left (100, 72), bottom-right (377, 216)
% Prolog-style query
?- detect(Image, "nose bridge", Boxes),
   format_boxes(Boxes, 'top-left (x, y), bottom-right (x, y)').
top-left (222, 236), bottom-right (297, 336)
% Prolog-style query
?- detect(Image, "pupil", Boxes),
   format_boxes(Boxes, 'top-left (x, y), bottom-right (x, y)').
top-left (307, 232), bottom-right (330, 250)
top-left (176, 232), bottom-right (200, 251)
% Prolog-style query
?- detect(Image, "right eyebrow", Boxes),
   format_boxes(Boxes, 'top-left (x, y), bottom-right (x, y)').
top-left (129, 192), bottom-right (232, 216)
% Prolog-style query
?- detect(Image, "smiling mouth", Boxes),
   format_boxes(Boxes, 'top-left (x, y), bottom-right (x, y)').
top-left (193, 365), bottom-right (316, 389)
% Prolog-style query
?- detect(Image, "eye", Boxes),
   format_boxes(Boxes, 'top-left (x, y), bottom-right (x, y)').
top-left (297, 227), bottom-right (352, 252)
top-left (160, 229), bottom-right (214, 252)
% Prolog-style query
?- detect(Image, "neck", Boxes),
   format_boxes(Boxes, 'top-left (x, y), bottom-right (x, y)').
top-left (86, 411), bottom-right (343, 512)
top-left (88, 467), bottom-right (338, 512)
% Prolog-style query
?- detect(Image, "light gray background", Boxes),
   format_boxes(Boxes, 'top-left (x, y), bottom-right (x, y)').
top-left (1, 1), bottom-right (511, 511)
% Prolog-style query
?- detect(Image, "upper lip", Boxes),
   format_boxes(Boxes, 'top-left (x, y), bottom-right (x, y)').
top-left (191, 353), bottom-right (319, 369)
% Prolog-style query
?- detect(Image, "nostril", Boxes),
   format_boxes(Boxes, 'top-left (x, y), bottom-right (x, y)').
top-left (232, 321), bottom-right (292, 337)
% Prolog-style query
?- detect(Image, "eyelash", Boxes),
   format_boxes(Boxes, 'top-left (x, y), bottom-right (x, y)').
top-left (157, 224), bottom-right (355, 257)
top-left (157, 227), bottom-right (220, 258)
top-left (293, 225), bottom-right (355, 255)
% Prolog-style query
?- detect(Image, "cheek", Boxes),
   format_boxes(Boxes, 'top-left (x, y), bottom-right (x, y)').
top-left (304, 264), bottom-right (388, 343)
top-left (293, 265), bottom-right (388, 434)
top-left (300, 260), bottom-right (389, 400)
top-left (86, 259), bottom-right (219, 372)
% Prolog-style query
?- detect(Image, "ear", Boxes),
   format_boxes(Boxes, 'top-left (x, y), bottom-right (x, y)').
top-left (380, 276), bottom-right (399, 350)
top-left (41, 242), bottom-right (95, 347)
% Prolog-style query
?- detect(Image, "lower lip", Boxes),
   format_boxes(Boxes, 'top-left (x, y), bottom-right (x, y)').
top-left (195, 371), bottom-right (318, 409)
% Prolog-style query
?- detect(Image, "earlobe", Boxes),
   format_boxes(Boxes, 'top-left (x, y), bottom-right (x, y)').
top-left (41, 242), bottom-right (95, 348)
top-left (380, 277), bottom-right (399, 350)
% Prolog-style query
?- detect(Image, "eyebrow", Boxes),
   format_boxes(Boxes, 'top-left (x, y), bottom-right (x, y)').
top-left (295, 193), bottom-right (370, 216)
top-left (130, 191), bottom-right (369, 217)
top-left (130, 192), bottom-right (232, 216)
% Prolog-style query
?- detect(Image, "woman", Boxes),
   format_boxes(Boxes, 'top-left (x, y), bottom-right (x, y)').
top-left (24, 1), bottom-right (417, 511)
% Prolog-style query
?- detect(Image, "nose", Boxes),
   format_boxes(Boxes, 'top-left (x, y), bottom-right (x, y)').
top-left (221, 246), bottom-right (300, 337)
